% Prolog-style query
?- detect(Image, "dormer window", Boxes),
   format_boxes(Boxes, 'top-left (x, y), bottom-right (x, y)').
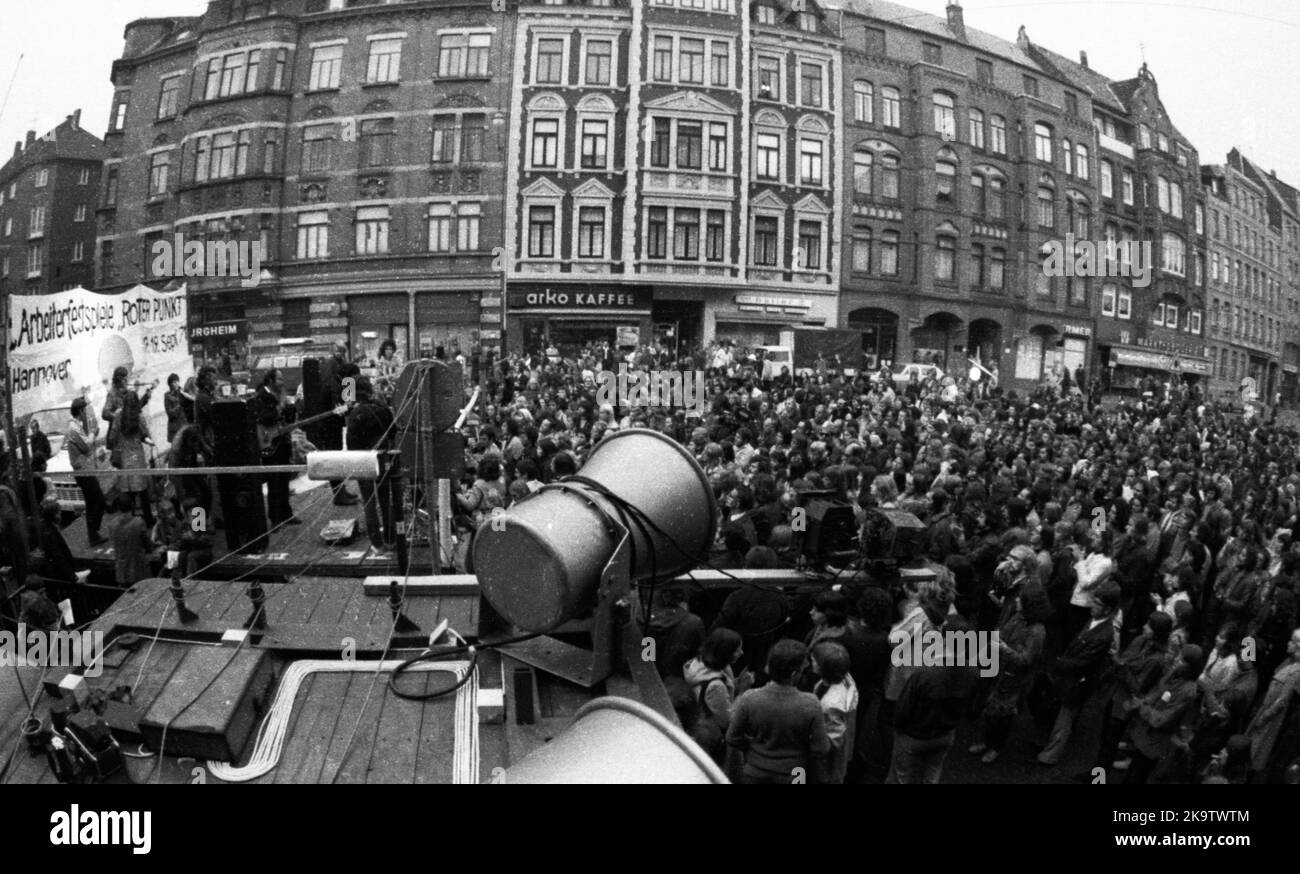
top-left (756, 3), bottom-right (777, 25)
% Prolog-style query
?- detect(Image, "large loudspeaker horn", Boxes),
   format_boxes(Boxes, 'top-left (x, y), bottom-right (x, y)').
top-left (473, 429), bottom-right (717, 633)
top-left (501, 697), bottom-right (728, 784)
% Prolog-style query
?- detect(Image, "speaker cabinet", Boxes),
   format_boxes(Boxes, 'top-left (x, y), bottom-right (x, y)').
top-left (210, 399), bottom-right (268, 553)
top-left (211, 399), bottom-right (257, 467)
top-left (802, 499), bottom-right (858, 563)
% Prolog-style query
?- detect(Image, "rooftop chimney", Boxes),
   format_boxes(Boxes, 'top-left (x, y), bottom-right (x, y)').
top-left (73, 109), bottom-right (81, 129)
top-left (1080, 50), bottom-right (1089, 68)
top-left (946, 2), bottom-right (966, 41)
top-left (25, 130), bottom-right (36, 148)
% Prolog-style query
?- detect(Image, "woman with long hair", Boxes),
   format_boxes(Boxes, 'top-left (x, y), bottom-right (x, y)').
top-left (114, 391), bottom-right (156, 527)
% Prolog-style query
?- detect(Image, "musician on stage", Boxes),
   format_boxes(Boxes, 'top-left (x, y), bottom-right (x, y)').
top-left (346, 376), bottom-right (397, 555)
top-left (103, 366), bottom-right (154, 447)
top-left (248, 368), bottom-right (300, 527)
top-left (318, 342), bottom-right (361, 506)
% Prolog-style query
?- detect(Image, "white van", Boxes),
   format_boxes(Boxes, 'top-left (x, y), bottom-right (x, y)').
top-left (757, 346), bottom-right (794, 380)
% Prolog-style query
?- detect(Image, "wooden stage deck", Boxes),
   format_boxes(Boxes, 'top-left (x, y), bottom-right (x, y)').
top-left (63, 479), bottom-right (439, 581)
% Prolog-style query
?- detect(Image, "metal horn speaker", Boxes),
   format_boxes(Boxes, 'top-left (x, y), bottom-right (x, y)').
top-left (472, 428), bottom-right (717, 633)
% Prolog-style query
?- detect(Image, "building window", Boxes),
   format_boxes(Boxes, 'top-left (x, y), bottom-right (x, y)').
top-left (1170, 182), bottom-right (1183, 218)
top-left (755, 55), bottom-right (780, 99)
top-left (1037, 187), bottom-right (1054, 228)
top-left (651, 118), bottom-right (671, 167)
top-left (272, 49), bottom-right (288, 90)
top-left (297, 211), bottom-right (329, 259)
top-left (935, 160), bottom-right (956, 205)
top-left (970, 243), bottom-right (985, 287)
top-left (708, 123), bottom-right (727, 171)
top-left (586, 39), bottom-right (613, 85)
top-left (440, 33), bottom-right (491, 78)
top-left (1161, 232), bottom-right (1186, 276)
top-left (457, 203), bottom-right (481, 251)
top-left (74, 204), bottom-right (86, 222)
top-left (854, 150), bottom-right (872, 195)
top-left (531, 118), bottom-right (559, 168)
top-left (1075, 143), bottom-right (1089, 180)
top-left (923, 42), bottom-right (942, 65)
top-left (674, 208), bottom-right (701, 260)
top-left (432, 116), bottom-right (456, 163)
top-left (752, 215), bottom-right (778, 265)
top-left (756, 3), bottom-right (777, 24)
top-left (1118, 289), bottom-right (1132, 319)
top-left (647, 206), bottom-right (668, 259)
top-left (711, 41), bottom-right (729, 87)
top-left (535, 37), bottom-right (565, 83)
top-left (110, 91), bottom-right (130, 131)
top-left (1063, 138), bottom-right (1073, 175)
top-left (578, 206), bottom-right (605, 258)
top-left (428, 203), bottom-right (452, 252)
top-left (968, 109), bottom-right (985, 149)
top-left (1164, 303), bottom-right (1179, 328)
top-left (990, 247), bottom-right (1006, 289)
top-left (799, 138), bottom-right (823, 185)
top-left (148, 152), bottom-right (171, 198)
top-left (304, 124), bottom-right (335, 172)
top-left (355, 206), bottom-right (389, 255)
top-left (677, 39), bottom-right (705, 84)
top-left (705, 210), bottom-right (725, 261)
top-left (367, 38), bottom-right (403, 83)
top-left (852, 232), bottom-right (871, 272)
top-left (359, 118), bottom-right (394, 167)
top-left (1034, 123), bottom-right (1053, 163)
top-left (78, 168), bottom-right (90, 185)
top-left (755, 132), bottom-right (780, 181)
top-left (2, 217), bottom-right (9, 237)
top-left (880, 154), bottom-right (900, 199)
top-left (528, 205), bottom-right (555, 257)
top-left (880, 230), bottom-right (899, 275)
top-left (581, 120), bottom-right (609, 170)
top-left (1122, 168), bottom-right (1134, 205)
top-left (881, 87), bottom-right (901, 128)
top-left (28, 206), bottom-right (45, 237)
top-left (157, 76), bottom-right (181, 119)
top-left (970, 174), bottom-right (985, 214)
top-left (1100, 160), bottom-right (1113, 198)
top-left (1101, 283), bottom-right (1117, 316)
top-left (309, 45), bottom-right (343, 90)
top-left (461, 114), bottom-right (485, 162)
top-left (934, 235), bottom-right (955, 281)
top-left (677, 121), bottom-right (703, 170)
top-left (653, 36), bottom-right (674, 82)
top-left (1023, 75), bottom-right (1039, 97)
top-left (800, 63), bottom-right (824, 107)
top-left (933, 92), bottom-right (955, 139)
top-left (1194, 203), bottom-right (1205, 235)
top-left (988, 177), bottom-right (1005, 219)
top-left (34, 168), bottom-right (48, 188)
top-left (797, 220), bottom-right (821, 270)
top-left (26, 243), bottom-right (43, 277)
top-left (1065, 92), bottom-right (1079, 116)
top-left (854, 81), bottom-right (872, 123)
top-left (104, 168), bottom-right (119, 206)
top-left (990, 115), bottom-right (1006, 154)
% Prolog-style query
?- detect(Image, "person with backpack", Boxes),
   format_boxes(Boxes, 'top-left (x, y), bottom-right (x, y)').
top-left (683, 628), bottom-right (748, 735)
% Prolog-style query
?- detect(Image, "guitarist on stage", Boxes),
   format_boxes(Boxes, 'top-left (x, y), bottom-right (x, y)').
top-left (248, 368), bottom-right (300, 527)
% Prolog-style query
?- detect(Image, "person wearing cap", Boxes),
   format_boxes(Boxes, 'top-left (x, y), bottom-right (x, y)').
top-left (1037, 580), bottom-right (1121, 766)
top-left (1126, 644), bottom-right (1206, 784)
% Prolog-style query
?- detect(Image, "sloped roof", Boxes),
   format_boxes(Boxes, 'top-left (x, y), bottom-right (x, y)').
top-left (847, 0), bottom-right (1042, 71)
top-left (1111, 74), bottom-right (1192, 144)
top-left (0, 116), bottom-right (105, 184)
top-left (1027, 43), bottom-right (1126, 113)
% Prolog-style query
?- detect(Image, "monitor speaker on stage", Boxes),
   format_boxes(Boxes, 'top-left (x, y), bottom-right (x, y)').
top-left (209, 399), bottom-right (268, 554)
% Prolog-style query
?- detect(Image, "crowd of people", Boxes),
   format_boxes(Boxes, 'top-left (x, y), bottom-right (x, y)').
top-left (4, 335), bottom-right (1300, 786)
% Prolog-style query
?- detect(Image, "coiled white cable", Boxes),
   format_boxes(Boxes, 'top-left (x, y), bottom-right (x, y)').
top-left (207, 658), bottom-right (476, 783)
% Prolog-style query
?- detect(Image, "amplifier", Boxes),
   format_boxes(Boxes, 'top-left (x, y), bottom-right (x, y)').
top-left (802, 499), bottom-right (858, 563)
top-left (211, 398), bottom-right (257, 467)
top-left (861, 508), bottom-right (927, 561)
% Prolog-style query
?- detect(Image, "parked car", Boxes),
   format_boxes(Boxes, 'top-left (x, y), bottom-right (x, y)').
top-left (869, 362), bottom-right (946, 390)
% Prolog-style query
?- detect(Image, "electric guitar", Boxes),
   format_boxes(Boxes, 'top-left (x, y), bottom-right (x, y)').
top-left (257, 404), bottom-right (348, 452)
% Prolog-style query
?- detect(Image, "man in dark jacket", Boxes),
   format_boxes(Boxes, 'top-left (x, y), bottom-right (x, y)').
top-left (345, 377), bottom-right (396, 552)
top-left (247, 368), bottom-right (297, 527)
top-left (1038, 580), bottom-right (1121, 765)
top-left (1127, 645), bottom-right (1205, 784)
top-left (647, 585), bottom-right (706, 681)
top-left (889, 616), bottom-right (982, 784)
top-left (318, 342), bottom-right (361, 506)
top-left (36, 499), bottom-right (77, 584)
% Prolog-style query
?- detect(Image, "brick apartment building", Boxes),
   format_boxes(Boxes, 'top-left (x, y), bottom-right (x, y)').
top-left (504, 0), bottom-right (842, 356)
top-left (0, 111), bottom-right (104, 296)
top-left (98, 0), bottom-right (514, 370)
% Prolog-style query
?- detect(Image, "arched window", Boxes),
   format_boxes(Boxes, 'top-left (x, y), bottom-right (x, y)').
top-left (935, 158), bottom-right (957, 204)
top-left (988, 175), bottom-right (1005, 219)
top-left (990, 115), bottom-right (1007, 154)
top-left (968, 108), bottom-right (985, 149)
top-left (1162, 232), bottom-right (1186, 276)
top-left (1070, 196), bottom-right (1090, 237)
top-left (881, 87), bottom-right (901, 128)
top-left (1034, 123), bottom-right (1053, 162)
top-left (1075, 143), bottom-right (1089, 180)
top-left (1157, 176), bottom-right (1171, 213)
top-left (854, 149), bottom-right (873, 194)
top-left (934, 233), bottom-right (956, 280)
top-left (933, 92), bottom-right (956, 139)
top-left (990, 247), bottom-right (1006, 290)
top-left (970, 173), bottom-right (985, 214)
top-left (853, 81), bottom-right (873, 123)
top-left (1037, 186), bottom-right (1054, 228)
top-left (880, 229), bottom-right (900, 275)
top-left (1063, 138), bottom-right (1073, 175)
top-left (880, 153), bottom-right (900, 198)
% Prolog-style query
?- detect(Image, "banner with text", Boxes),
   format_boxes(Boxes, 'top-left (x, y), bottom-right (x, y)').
top-left (7, 285), bottom-right (192, 441)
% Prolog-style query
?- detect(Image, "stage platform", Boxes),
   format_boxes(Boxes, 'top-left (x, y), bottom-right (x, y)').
top-left (64, 477), bottom-right (439, 581)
